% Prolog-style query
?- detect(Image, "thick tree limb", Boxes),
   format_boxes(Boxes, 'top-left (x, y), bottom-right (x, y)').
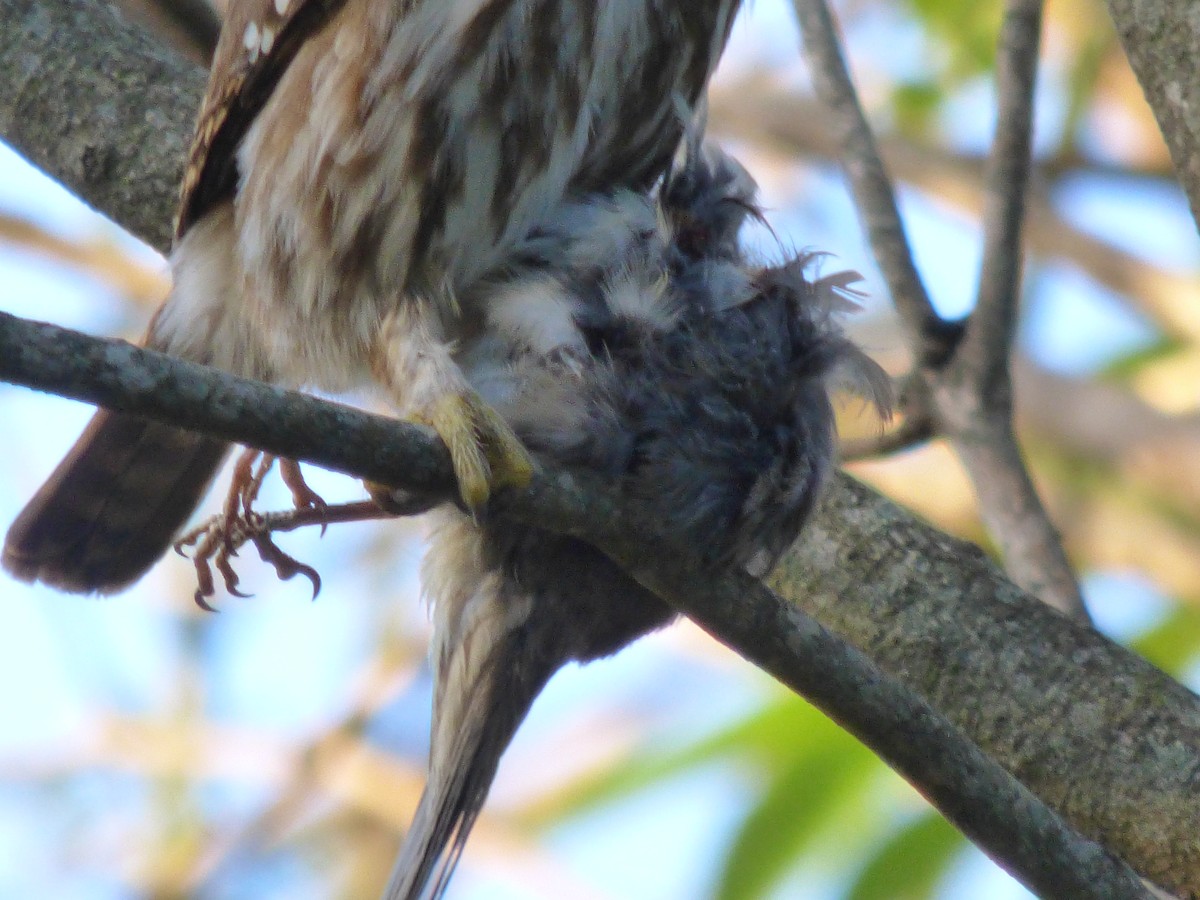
top-left (1, 0), bottom-right (1197, 894)
top-left (0, 310), bottom-right (1153, 898)
top-left (0, 0), bottom-right (201, 253)
top-left (1105, 0), bottom-right (1200, 232)
top-left (782, 480), bottom-right (1200, 897)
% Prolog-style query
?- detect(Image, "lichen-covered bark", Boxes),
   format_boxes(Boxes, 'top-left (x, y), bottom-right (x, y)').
top-left (1106, 0), bottom-right (1200, 231)
top-left (0, 0), bottom-right (202, 252)
top-left (780, 477), bottom-right (1200, 896)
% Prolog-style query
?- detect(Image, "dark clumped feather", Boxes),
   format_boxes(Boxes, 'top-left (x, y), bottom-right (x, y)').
top-left (387, 141), bottom-right (891, 899)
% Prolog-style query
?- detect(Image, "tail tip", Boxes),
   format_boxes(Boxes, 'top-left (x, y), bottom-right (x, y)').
top-left (3, 505), bottom-right (149, 595)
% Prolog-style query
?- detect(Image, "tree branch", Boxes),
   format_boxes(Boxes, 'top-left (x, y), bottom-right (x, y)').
top-left (791, 0), bottom-right (1087, 618)
top-left (789, 0), bottom-right (947, 363)
top-left (1105, 0), bottom-right (1200, 233)
top-left (0, 0), bottom-right (201, 254)
top-left (943, 0), bottom-right (1087, 617)
top-left (2, 0), bottom-right (1198, 893)
top-left (0, 309), bottom-right (1154, 899)
top-left (963, 0), bottom-right (1041, 389)
top-left (783, 477), bottom-right (1200, 897)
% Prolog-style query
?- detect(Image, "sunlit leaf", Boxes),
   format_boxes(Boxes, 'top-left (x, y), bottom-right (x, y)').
top-left (905, 0), bottom-right (1002, 78)
top-left (892, 82), bottom-right (944, 134)
top-left (1099, 338), bottom-right (1183, 382)
top-left (714, 716), bottom-right (879, 900)
top-left (534, 695), bottom-right (839, 824)
top-left (1131, 606), bottom-right (1200, 676)
top-left (847, 812), bottom-right (963, 900)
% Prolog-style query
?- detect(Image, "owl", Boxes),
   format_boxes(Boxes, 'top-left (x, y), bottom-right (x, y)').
top-left (3, 0), bottom-right (744, 592)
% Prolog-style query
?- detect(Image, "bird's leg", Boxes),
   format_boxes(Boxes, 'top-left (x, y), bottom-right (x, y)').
top-left (373, 305), bottom-right (533, 514)
top-left (279, 458), bottom-right (327, 515)
top-left (174, 450), bottom-right (327, 608)
top-left (236, 450), bottom-right (272, 522)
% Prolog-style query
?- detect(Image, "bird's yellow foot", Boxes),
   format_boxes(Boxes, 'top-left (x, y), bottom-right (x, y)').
top-left (417, 390), bottom-right (533, 513)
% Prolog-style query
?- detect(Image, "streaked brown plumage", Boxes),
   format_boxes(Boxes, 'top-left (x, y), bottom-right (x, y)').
top-left (3, 0), bottom-right (743, 592)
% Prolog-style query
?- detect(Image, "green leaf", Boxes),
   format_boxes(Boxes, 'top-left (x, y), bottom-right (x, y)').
top-left (904, 0), bottom-right (1003, 78)
top-left (892, 82), bottom-right (944, 133)
top-left (847, 812), bottom-right (964, 900)
top-left (714, 717), bottom-right (879, 900)
top-left (1098, 337), bottom-right (1183, 382)
top-left (1130, 606), bottom-right (1200, 676)
top-left (535, 694), bottom-right (841, 824)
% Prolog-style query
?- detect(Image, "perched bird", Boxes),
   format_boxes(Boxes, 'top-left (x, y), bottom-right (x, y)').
top-left (385, 143), bottom-right (891, 899)
top-left (3, 0), bottom-right (744, 593)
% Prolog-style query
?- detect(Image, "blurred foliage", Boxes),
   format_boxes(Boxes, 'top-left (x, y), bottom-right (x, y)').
top-left (905, 0), bottom-right (1002, 78)
top-left (892, 0), bottom-right (1002, 132)
top-left (2, 0), bottom-right (1200, 897)
top-left (847, 813), bottom-right (963, 900)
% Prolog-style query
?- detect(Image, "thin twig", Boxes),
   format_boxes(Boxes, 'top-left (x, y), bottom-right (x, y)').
top-left (789, 0), bottom-right (948, 362)
top-left (941, 0), bottom-right (1087, 618)
top-left (790, 0), bottom-right (1086, 617)
top-left (962, 0), bottom-right (1042, 387)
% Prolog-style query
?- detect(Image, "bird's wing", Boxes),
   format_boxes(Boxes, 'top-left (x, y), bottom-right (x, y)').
top-left (175, 0), bottom-right (350, 239)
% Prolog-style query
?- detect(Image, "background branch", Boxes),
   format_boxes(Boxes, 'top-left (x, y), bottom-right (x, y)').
top-left (789, 0), bottom-right (945, 362)
top-left (940, 0), bottom-right (1087, 616)
top-left (707, 79), bottom-right (1200, 346)
top-left (791, 0), bottom-right (1086, 618)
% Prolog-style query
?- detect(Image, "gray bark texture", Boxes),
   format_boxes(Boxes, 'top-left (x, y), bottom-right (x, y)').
top-left (1107, 0), bottom-right (1200, 231)
top-left (784, 484), bottom-right (1200, 896)
top-left (0, 0), bottom-right (201, 252)
top-left (1, 0), bottom-right (1198, 895)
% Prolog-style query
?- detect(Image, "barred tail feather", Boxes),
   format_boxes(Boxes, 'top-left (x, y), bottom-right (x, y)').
top-left (2, 410), bottom-right (228, 593)
top-left (384, 633), bottom-right (553, 900)
top-left (386, 502), bottom-right (674, 898)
